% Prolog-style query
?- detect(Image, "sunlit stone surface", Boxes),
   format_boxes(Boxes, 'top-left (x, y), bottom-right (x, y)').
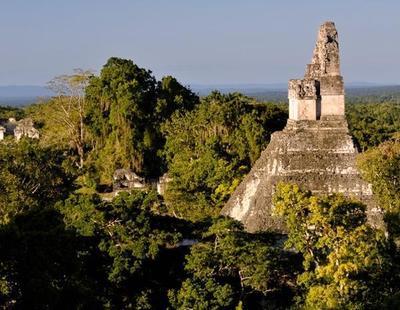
top-left (221, 22), bottom-right (381, 232)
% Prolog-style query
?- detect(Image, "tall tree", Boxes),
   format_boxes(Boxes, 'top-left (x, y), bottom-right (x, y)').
top-left (47, 69), bottom-right (93, 168)
top-left (162, 92), bottom-right (287, 221)
top-left (85, 57), bottom-right (198, 183)
top-left (273, 183), bottom-right (397, 309)
top-left (0, 207), bottom-right (97, 308)
top-left (169, 217), bottom-right (296, 309)
top-left (0, 140), bottom-right (73, 224)
top-left (58, 190), bottom-right (183, 308)
top-left (155, 76), bottom-right (198, 123)
top-left (357, 136), bottom-right (400, 238)
top-left (346, 102), bottom-right (400, 150)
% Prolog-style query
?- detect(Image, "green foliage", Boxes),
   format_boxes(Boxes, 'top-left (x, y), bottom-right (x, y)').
top-left (58, 190), bottom-right (183, 308)
top-left (274, 183), bottom-right (397, 309)
top-left (346, 102), bottom-right (400, 150)
top-left (27, 69), bottom-right (94, 169)
top-left (346, 86), bottom-right (400, 104)
top-left (3, 58), bottom-right (400, 309)
top-left (357, 137), bottom-right (400, 238)
top-left (26, 99), bottom-right (76, 150)
top-left (0, 106), bottom-right (25, 120)
top-left (162, 92), bottom-right (287, 221)
top-left (170, 278), bottom-right (235, 310)
top-left (85, 57), bottom-right (199, 183)
top-left (0, 207), bottom-right (99, 308)
top-left (155, 75), bottom-right (198, 123)
top-left (170, 217), bottom-right (293, 309)
top-left (0, 139), bottom-right (73, 224)
top-left (85, 57), bottom-right (157, 180)
top-left (0, 189), bottom-right (186, 309)
top-left (301, 225), bottom-right (392, 309)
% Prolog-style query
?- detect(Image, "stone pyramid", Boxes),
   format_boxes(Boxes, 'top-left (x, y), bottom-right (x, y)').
top-left (221, 21), bottom-right (380, 232)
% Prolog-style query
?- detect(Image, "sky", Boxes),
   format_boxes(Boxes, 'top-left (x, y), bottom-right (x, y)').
top-left (0, 0), bottom-right (399, 86)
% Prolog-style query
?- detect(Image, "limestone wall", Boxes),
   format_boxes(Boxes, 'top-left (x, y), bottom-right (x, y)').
top-left (321, 95), bottom-right (345, 116)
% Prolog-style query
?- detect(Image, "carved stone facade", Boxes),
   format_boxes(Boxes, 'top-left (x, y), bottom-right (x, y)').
top-left (221, 22), bottom-right (381, 233)
top-left (289, 21), bottom-right (344, 121)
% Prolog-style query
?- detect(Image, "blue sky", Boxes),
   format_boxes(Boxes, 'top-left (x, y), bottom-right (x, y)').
top-left (0, 0), bottom-right (399, 85)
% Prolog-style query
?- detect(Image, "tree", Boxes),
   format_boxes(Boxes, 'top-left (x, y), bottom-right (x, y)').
top-left (0, 207), bottom-right (99, 309)
top-left (162, 92), bottom-right (287, 221)
top-left (169, 217), bottom-right (294, 309)
top-left (155, 76), bottom-right (198, 123)
top-left (273, 183), bottom-right (397, 309)
top-left (357, 136), bottom-right (400, 239)
top-left (0, 106), bottom-right (24, 120)
top-left (346, 102), bottom-right (400, 150)
top-left (84, 57), bottom-right (199, 183)
top-left (85, 57), bottom-right (157, 180)
top-left (58, 190), bottom-right (183, 308)
top-left (0, 139), bottom-right (73, 224)
top-left (46, 69), bottom-right (93, 168)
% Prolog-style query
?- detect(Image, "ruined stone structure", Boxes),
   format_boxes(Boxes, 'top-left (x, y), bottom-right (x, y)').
top-left (1, 118), bottom-right (17, 138)
top-left (113, 169), bottom-right (146, 191)
top-left (0, 118), bottom-right (39, 141)
top-left (221, 22), bottom-right (380, 232)
top-left (157, 173), bottom-right (172, 196)
top-left (14, 118), bottom-right (39, 141)
top-left (111, 169), bottom-right (172, 198)
top-left (0, 126), bottom-right (5, 141)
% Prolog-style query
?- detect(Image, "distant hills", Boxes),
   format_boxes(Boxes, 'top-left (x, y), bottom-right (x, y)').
top-left (1, 84), bottom-right (400, 106)
top-left (189, 83), bottom-right (400, 103)
top-left (0, 86), bottom-right (54, 106)
top-left (188, 82), bottom-right (387, 95)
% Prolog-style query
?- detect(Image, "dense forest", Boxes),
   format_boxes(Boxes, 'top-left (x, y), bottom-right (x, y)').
top-left (0, 58), bottom-right (399, 309)
top-left (215, 85), bottom-right (400, 103)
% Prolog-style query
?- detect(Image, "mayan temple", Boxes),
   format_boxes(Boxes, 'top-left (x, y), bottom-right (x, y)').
top-left (221, 21), bottom-right (381, 232)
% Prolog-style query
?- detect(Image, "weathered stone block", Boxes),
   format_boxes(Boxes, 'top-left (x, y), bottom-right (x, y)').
top-left (320, 76), bottom-right (344, 95)
top-left (289, 99), bottom-right (317, 120)
top-left (321, 94), bottom-right (345, 116)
